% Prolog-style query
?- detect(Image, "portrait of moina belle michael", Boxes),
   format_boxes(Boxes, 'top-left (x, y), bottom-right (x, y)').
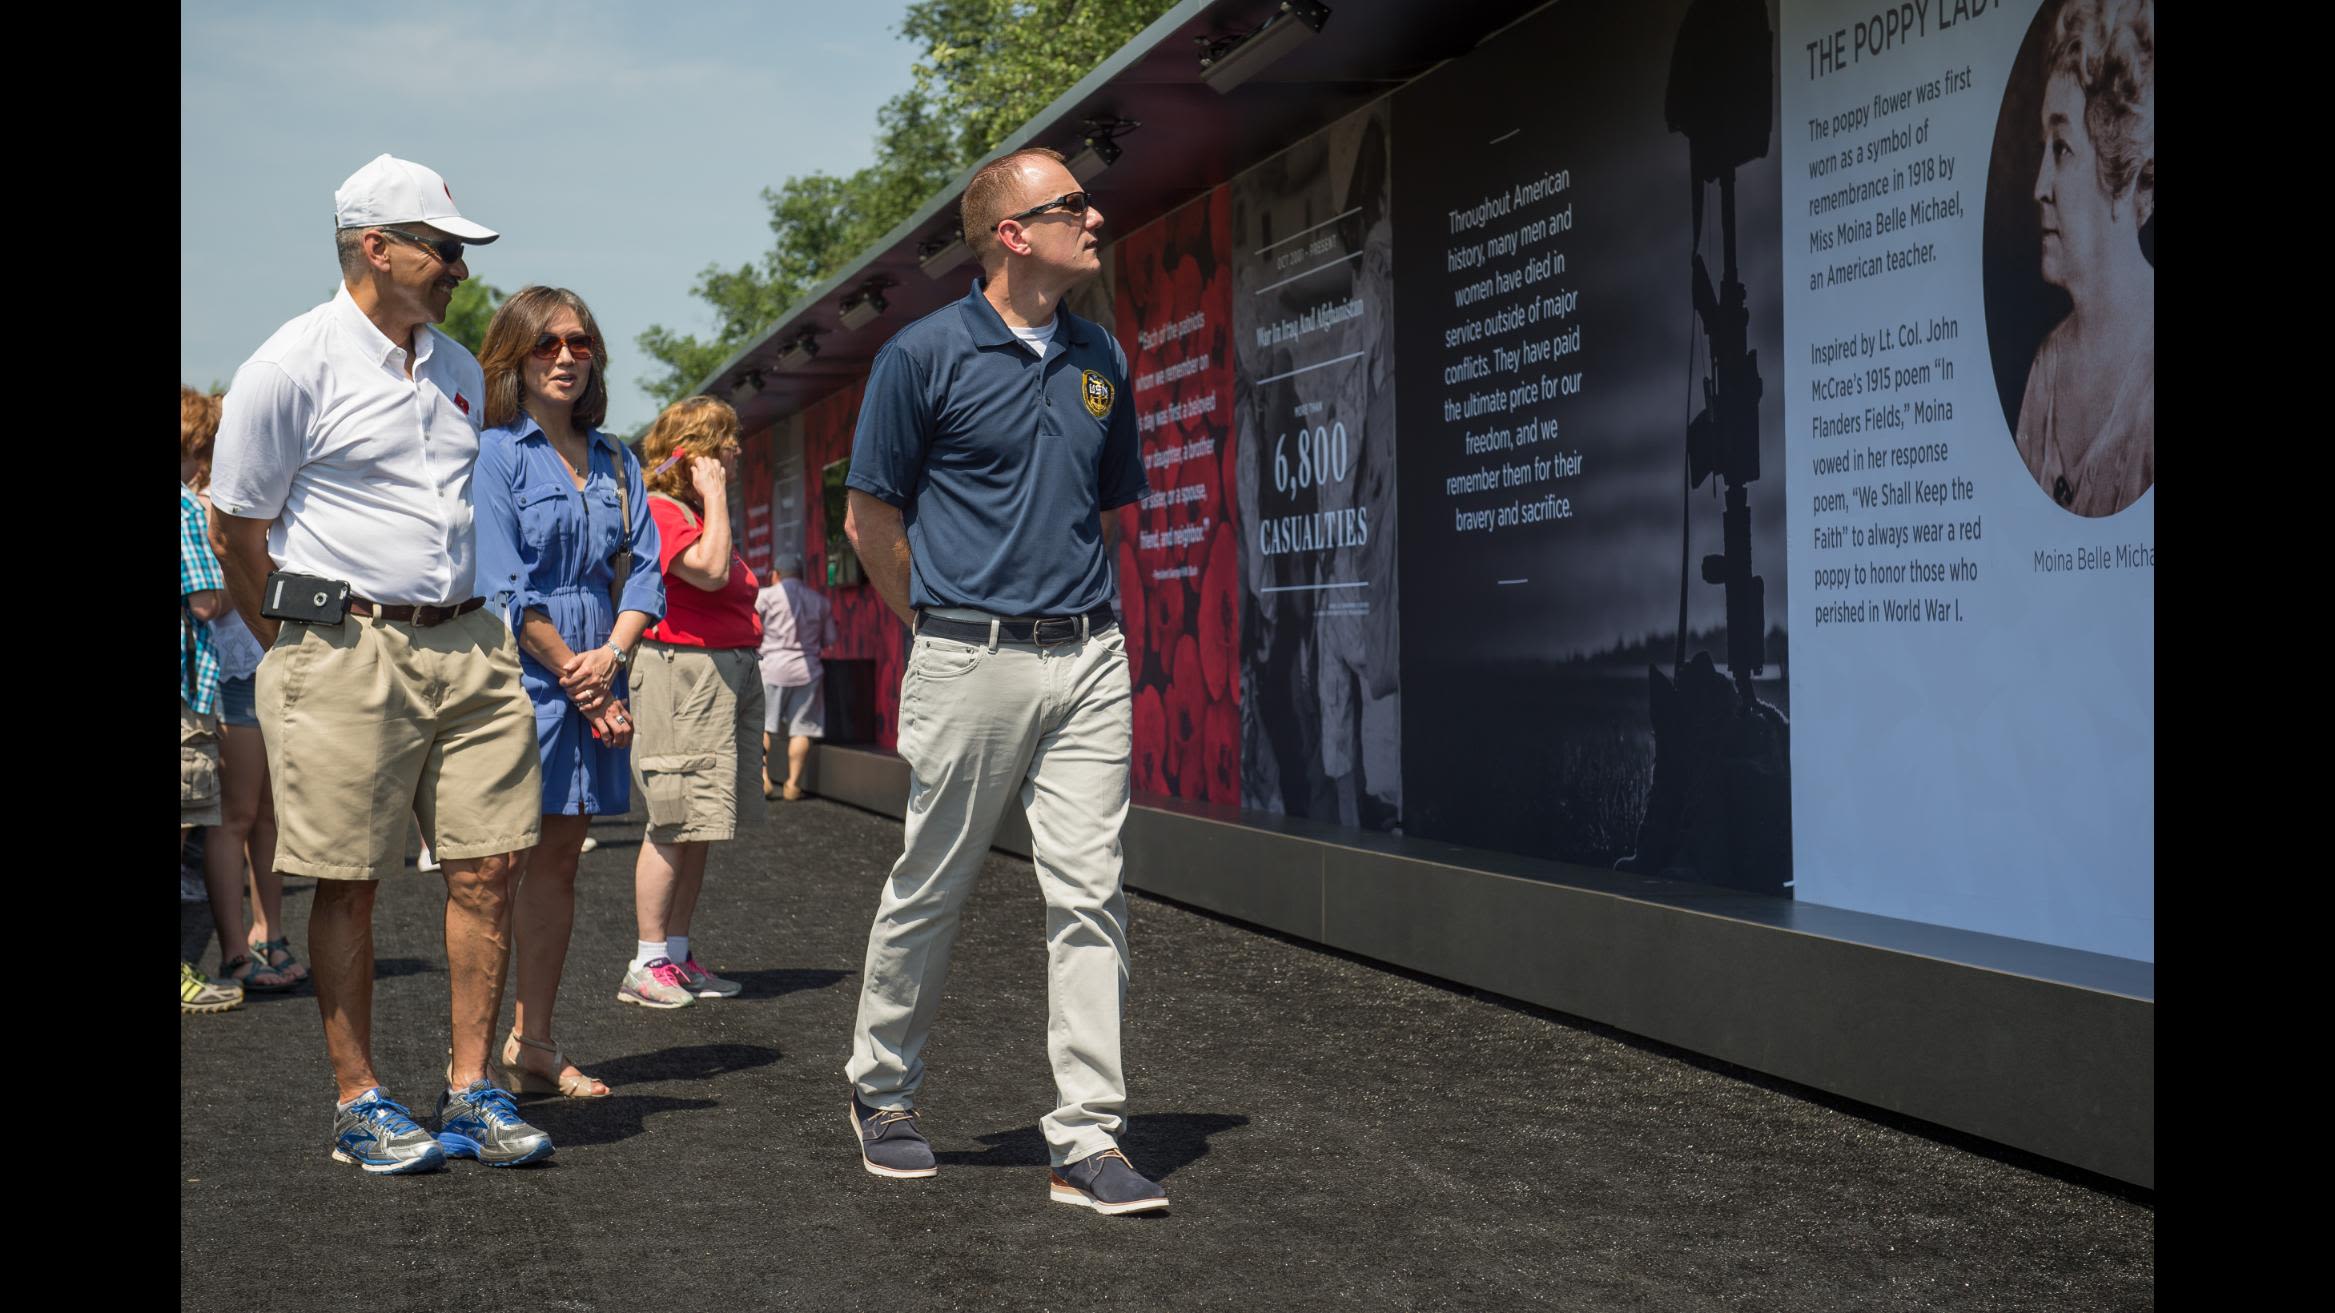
top-left (2014, 0), bottom-right (2153, 519)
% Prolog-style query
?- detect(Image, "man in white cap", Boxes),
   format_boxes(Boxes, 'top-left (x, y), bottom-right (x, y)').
top-left (209, 154), bottom-right (554, 1174)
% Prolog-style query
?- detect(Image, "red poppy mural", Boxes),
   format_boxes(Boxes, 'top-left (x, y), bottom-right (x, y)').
top-left (737, 433), bottom-right (773, 578)
top-left (799, 377), bottom-right (908, 752)
top-left (1112, 186), bottom-right (1238, 805)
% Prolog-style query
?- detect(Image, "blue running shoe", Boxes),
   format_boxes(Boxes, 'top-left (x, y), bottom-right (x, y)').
top-left (330, 1089), bottom-right (447, 1175)
top-left (434, 1079), bottom-right (555, 1167)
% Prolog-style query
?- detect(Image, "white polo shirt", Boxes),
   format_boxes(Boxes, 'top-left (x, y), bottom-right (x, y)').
top-left (210, 284), bottom-right (487, 606)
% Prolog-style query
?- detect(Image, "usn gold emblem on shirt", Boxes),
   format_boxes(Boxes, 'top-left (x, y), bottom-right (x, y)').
top-left (1080, 369), bottom-right (1115, 419)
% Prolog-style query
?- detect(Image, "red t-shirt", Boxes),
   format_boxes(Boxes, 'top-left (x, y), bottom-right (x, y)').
top-left (645, 496), bottom-right (763, 649)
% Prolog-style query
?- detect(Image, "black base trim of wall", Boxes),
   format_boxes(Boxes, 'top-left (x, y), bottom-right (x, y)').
top-left (808, 744), bottom-right (2153, 1188)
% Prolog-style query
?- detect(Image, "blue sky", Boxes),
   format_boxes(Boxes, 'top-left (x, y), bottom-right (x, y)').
top-left (181, 1), bottom-right (922, 434)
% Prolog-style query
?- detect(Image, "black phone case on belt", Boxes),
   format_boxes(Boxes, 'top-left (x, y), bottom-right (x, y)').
top-left (260, 571), bottom-right (352, 624)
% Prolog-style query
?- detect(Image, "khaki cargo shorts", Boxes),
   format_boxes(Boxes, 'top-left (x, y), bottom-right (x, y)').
top-left (181, 696), bottom-right (223, 828)
top-left (256, 606), bottom-right (542, 880)
top-left (630, 642), bottom-right (765, 844)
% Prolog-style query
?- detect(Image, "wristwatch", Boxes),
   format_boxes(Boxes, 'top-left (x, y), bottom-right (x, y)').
top-left (605, 641), bottom-right (631, 670)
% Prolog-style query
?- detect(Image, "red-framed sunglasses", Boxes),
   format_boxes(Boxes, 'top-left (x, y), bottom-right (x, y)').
top-left (530, 333), bottom-right (596, 362)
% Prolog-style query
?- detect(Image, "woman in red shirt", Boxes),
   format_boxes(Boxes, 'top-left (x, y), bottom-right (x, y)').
top-left (616, 397), bottom-right (766, 1009)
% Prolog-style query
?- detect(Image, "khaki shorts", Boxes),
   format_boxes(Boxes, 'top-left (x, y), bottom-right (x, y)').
top-left (257, 606), bottom-right (542, 880)
top-left (181, 696), bottom-right (223, 828)
top-left (631, 642), bottom-right (764, 844)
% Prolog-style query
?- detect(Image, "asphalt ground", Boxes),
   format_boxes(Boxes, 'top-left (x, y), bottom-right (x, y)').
top-left (180, 795), bottom-right (2154, 1312)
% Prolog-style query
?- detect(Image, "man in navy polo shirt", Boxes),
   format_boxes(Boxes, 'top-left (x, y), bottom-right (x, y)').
top-left (840, 146), bottom-right (1167, 1215)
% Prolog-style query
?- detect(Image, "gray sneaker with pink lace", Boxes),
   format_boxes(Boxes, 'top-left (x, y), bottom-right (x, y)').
top-left (677, 954), bottom-right (742, 999)
top-left (616, 957), bottom-right (695, 1009)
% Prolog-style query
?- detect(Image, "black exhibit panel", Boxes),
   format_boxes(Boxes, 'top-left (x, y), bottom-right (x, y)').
top-left (1231, 100), bottom-right (1404, 834)
top-left (1391, 0), bottom-right (1792, 895)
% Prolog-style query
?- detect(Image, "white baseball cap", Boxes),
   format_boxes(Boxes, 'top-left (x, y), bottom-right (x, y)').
top-left (333, 153), bottom-right (499, 243)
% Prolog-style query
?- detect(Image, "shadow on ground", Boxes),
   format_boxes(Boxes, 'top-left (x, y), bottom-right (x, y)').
top-left (709, 967), bottom-right (851, 998)
top-left (512, 1093), bottom-right (726, 1148)
top-left (587, 1042), bottom-right (782, 1086)
top-left (372, 956), bottom-right (442, 979)
top-left (934, 1112), bottom-right (1248, 1179)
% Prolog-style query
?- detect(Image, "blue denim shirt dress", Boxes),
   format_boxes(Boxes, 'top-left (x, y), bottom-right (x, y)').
top-left (475, 417), bottom-right (665, 816)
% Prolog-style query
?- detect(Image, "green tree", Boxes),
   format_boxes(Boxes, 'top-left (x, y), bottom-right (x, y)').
top-left (440, 279), bottom-right (508, 356)
top-left (900, 0), bottom-right (1174, 165)
top-left (636, 0), bottom-right (1175, 406)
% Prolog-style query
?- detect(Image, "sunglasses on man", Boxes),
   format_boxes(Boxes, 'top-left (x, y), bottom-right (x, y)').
top-left (378, 227), bottom-right (466, 266)
top-left (994, 191), bottom-right (1092, 230)
top-left (529, 332), bottom-right (596, 362)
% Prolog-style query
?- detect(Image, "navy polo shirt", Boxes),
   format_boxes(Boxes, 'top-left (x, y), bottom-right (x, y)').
top-left (847, 279), bottom-right (1148, 618)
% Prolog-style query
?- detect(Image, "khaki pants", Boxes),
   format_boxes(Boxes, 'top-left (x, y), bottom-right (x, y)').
top-left (181, 696), bottom-right (223, 828)
top-left (845, 623), bottom-right (1135, 1166)
top-left (257, 607), bottom-right (541, 880)
top-left (630, 643), bottom-right (764, 844)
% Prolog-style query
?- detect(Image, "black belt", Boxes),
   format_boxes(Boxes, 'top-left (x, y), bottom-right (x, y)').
top-left (349, 596), bottom-right (486, 627)
top-left (916, 607), bottom-right (1117, 648)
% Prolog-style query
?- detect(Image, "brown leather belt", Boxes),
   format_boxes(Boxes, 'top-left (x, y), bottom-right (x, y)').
top-left (348, 596), bottom-right (486, 627)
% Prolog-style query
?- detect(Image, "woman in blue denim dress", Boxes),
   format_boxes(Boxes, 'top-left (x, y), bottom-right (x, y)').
top-left (474, 286), bottom-right (664, 1099)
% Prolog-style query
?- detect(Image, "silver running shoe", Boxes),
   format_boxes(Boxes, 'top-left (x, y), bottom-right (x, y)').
top-left (433, 1080), bottom-right (555, 1167)
top-left (676, 954), bottom-right (742, 999)
top-left (330, 1089), bottom-right (447, 1175)
top-left (617, 957), bottom-right (695, 1009)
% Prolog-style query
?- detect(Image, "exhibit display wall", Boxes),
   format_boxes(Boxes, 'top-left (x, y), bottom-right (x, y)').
top-left (756, 0), bottom-right (2153, 965)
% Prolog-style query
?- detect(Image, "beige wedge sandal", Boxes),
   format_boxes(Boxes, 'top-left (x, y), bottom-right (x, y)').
top-left (498, 1028), bottom-right (611, 1099)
